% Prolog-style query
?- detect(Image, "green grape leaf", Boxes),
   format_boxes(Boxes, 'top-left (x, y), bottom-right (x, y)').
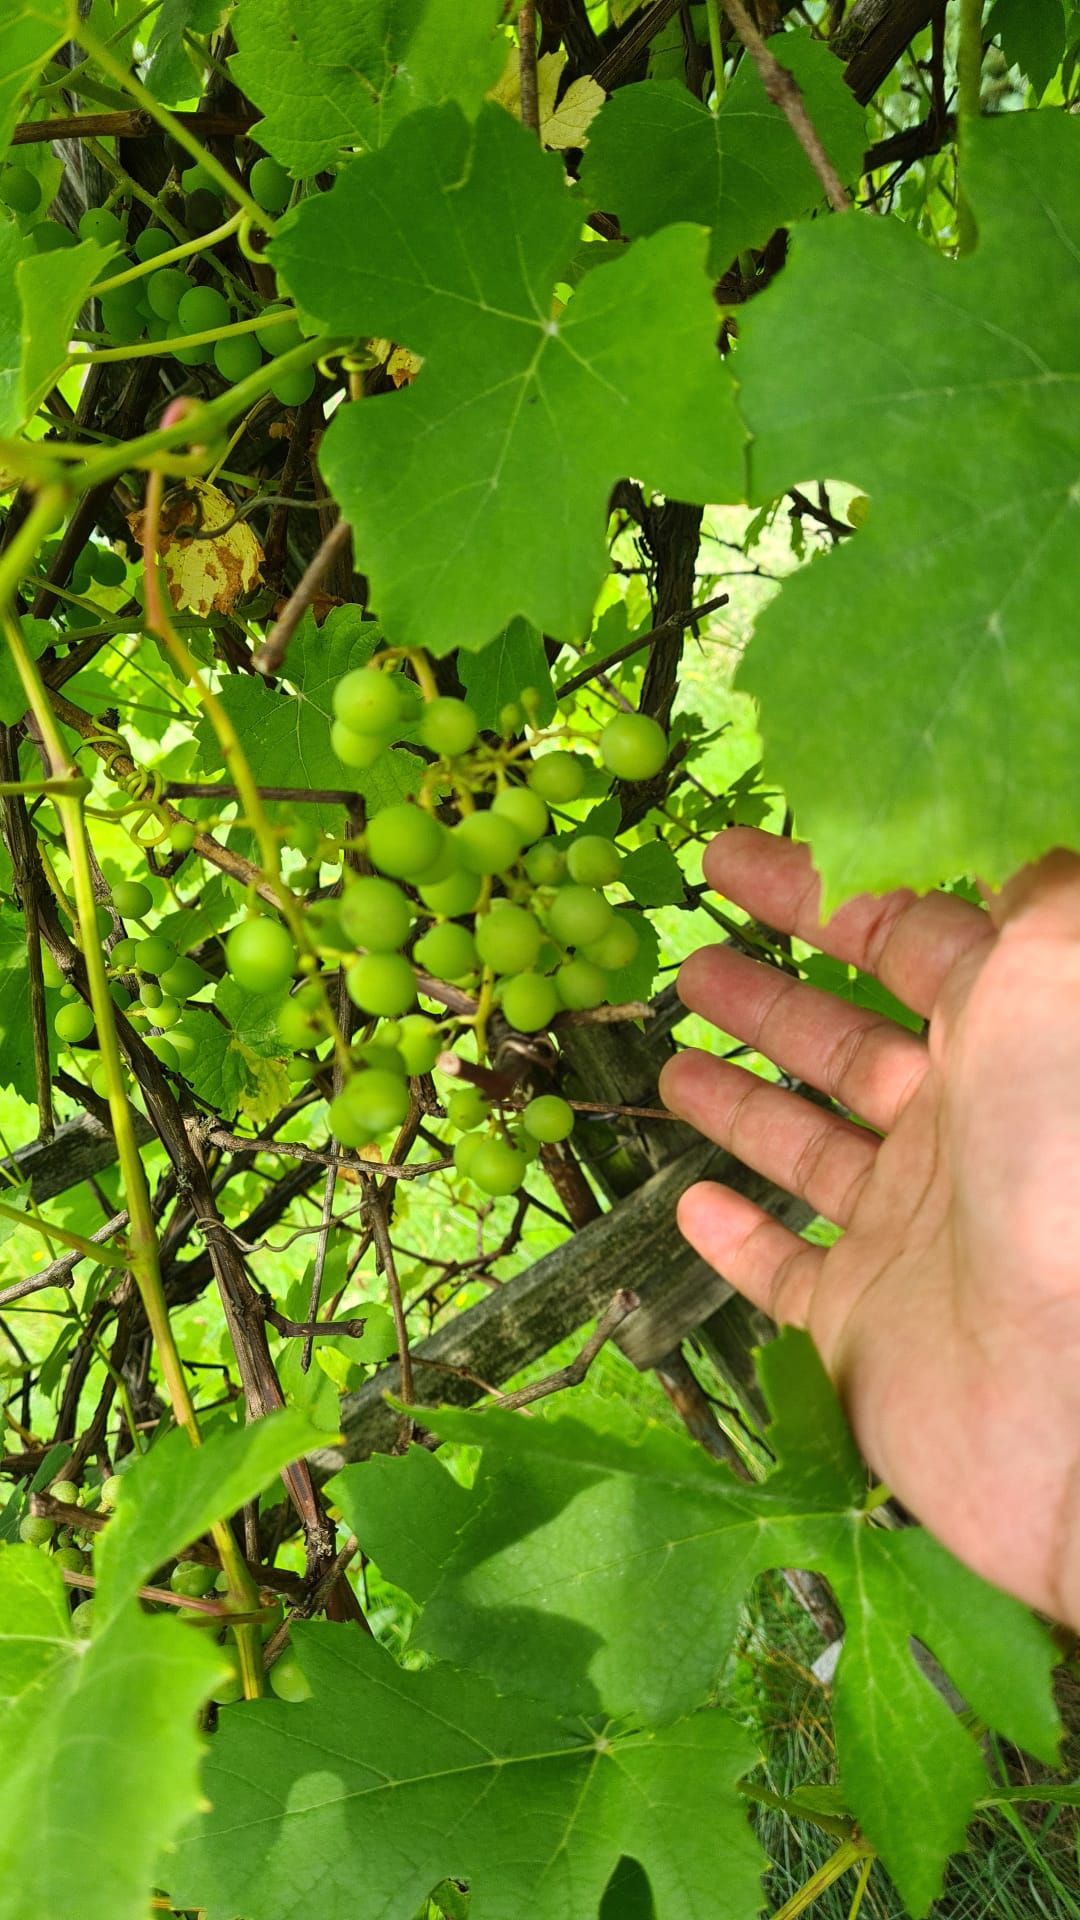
top-left (0, 2), bottom-right (69, 159)
top-left (173, 1002), bottom-right (290, 1122)
top-left (620, 839), bottom-right (685, 907)
top-left (987, 0), bottom-right (1067, 94)
top-left (458, 617), bottom-right (557, 730)
top-left (580, 30), bottom-right (866, 274)
top-left (328, 1442), bottom-right (472, 1606)
top-left (736, 111), bottom-right (1080, 904)
top-left (168, 1624), bottom-right (763, 1920)
top-left (0, 1576), bottom-right (226, 1920)
top-left (0, 896), bottom-right (56, 1101)
top-left (143, 0), bottom-right (227, 105)
top-left (0, 224), bottom-right (114, 434)
top-left (194, 605), bottom-right (420, 828)
top-left (601, 908), bottom-right (659, 1004)
top-left (230, 0), bottom-right (505, 175)
top-left (94, 1406), bottom-right (324, 1626)
top-left (271, 103), bottom-right (742, 653)
top-left (404, 1331), bottom-right (1060, 1914)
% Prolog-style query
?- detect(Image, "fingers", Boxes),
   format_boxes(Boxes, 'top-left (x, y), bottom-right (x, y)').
top-left (704, 828), bottom-right (992, 1018)
top-left (677, 1180), bottom-right (825, 1326)
top-left (676, 944), bottom-right (927, 1132)
top-left (660, 1050), bottom-right (878, 1225)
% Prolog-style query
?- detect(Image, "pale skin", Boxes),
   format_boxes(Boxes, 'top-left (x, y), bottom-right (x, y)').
top-left (659, 827), bottom-right (1080, 1631)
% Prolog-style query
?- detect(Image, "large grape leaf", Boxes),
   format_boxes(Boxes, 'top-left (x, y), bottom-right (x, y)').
top-left (0, 1), bottom-right (68, 159)
top-left (143, 0), bottom-right (227, 105)
top-left (458, 617), bottom-right (557, 729)
top-left (1, 223), bottom-right (112, 435)
top-left (337, 1332), bottom-right (1060, 1914)
top-left (167, 1624), bottom-right (763, 1920)
top-left (270, 103), bottom-right (743, 653)
top-left (194, 605), bottom-right (420, 828)
top-left (230, 0), bottom-right (505, 176)
top-left (580, 30), bottom-right (866, 274)
top-left (735, 110), bottom-right (1080, 904)
top-left (0, 1561), bottom-right (225, 1920)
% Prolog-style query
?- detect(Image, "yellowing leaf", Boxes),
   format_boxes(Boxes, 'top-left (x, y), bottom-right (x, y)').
top-left (129, 480), bottom-right (263, 617)
top-left (489, 49), bottom-right (604, 149)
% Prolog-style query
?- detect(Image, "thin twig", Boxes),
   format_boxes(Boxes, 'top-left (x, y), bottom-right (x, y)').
top-left (0, 1210), bottom-right (129, 1308)
top-left (556, 594), bottom-right (729, 698)
top-left (719, 0), bottom-right (851, 210)
top-left (262, 1531), bottom-right (362, 1666)
top-left (12, 110), bottom-right (257, 144)
top-left (202, 1128), bottom-right (454, 1178)
top-left (367, 1184), bottom-right (413, 1409)
top-left (518, 2), bottom-right (541, 136)
top-left (252, 519), bottom-right (352, 677)
top-left (492, 1288), bottom-right (640, 1410)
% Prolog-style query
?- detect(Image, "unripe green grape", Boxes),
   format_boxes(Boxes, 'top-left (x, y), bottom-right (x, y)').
top-left (492, 785), bottom-right (548, 845)
top-left (111, 879), bottom-right (153, 920)
top-left (474, 904), bottom-right (542, 974)
top-left (453, 1132), bottom-right (485, 1179)
top-left (556, 957), bottom-right (607, 1010)
top-left (419, 868), bottom-right (482, 917)
top-left (53, 1545), bottom-right (88, 1573)
top-left (145, 314), bottom-right (169, 342)
top-left (254, 305), bottom-right (304, 356)
top-left (167, 319), bottom-right (211, 366)
top-left (144, 1034), bottom-right (180, 1070)
top-left (353, 1040), bottom-right (407, 1078)
top-left (599, 712), bottom-right (667, 782)
top-left (366, 804), bottom-right (445, 881)
top-left (452, 811), bottom-right (523, 877)
top-left (342, 1068), bottom-right (411, 1135)
top-left (140, 979), bottom-right (163, 1009)
top-left (470, 1137), bottom-right (528, 1197)
top-left (94, 902), bottom-right (114, 938)
top-left (55, 1002), bottom-right (94, 1044)
top-left (340, 876), bottom-right (412, 953)
top-left (177, 284), bottom-right (231, 335)
top-left (212, 1649), bottom-right (244, 1706)
top-left (50, 1479), bottom-right (79, 1506)
top-left (523, 839), bottom-right (566, 887)
top-left (333, 667), bottom-right (403, 734)
top-left (566, 835), bottom-right (622, 888)
top-left (154, 996), bottom-right (182, 1029)
top-left (65, 601), bottom-right (100, 632)
top-left (90, 1062), bottom-right (112, 1098)
top-left (99, 1475), bottom-right (123, 1509)
top-left (396, 1014), bottom-right (441, 1075)
top-left (446, 1086), bottom-right (489, 1131)
top-left (180, 163), bottom-right (220, 196)
top-left (546, 885), bottom-right (614, 949)
top-left (41, 947), bottom-right (63, 989)
top-left (500, 971), bottom-right (559, 1033)
top-left (133, 225), bottom-right (172, 262)
top-left (225, 919), bottom-right (296, 994)
top-left (498, 700), bottom-right (523, 735)
top-left (331, 719), bottom-right (390, 769)
top-left (136, 935), bottom-right (176, 975)
top-left (0, 166), bottom-right (42, 216)
top-left (346, 951), bottom-right (416, 1017)
top-left (170, 1560), bottom-right (217, 1598)
top-left (250, 155), bottom-right (292, 213)
top-left (99, 289), bottom-right (144, 344)
top-left (214, 331), bottom-right (262, 382)
top-left (277, 985), bottom-right (323, 1049)
top-left (32, 220), bottom-right (78, 252)
top-left (146, 267), bottom-right (189, 319)
top-left (87, 544), bottom-right (127, 586)
top-left (522, 1094), bottom-right (575, 1143)
top-left (79, 205), bottom-right (125, 248)
top-left (169, 820), bottom-right (197, 855)
top-left (184, 187), bottom-right (225, 236)
top-left (287, 818), bottom-right (320, 858)
top-left (19, 1514), bottom-right (55, 1545)
top-left (71, 1598), bottom-right (95, 1635)
top-left (419, 696), bottom-right (478, 757)
top-left (328, 1092), bottom-right (371, 1147)
top-left (309, 900), bottom-right (349, 951)
top-left (159, 957), bottom-right (207, 1000)
top-left (847, 493), bottom-right (870, 529)
top-left (269, 1651), bottom-right (312, 1701)
top-left (414, 921), bottom-right (478, 982)
top-left (528, 752), bottom-right (587, 804)
top-left (583, 916), bottom-right (640, 972)
top-left (270, 365), bottom-right (316, 408)
top-left (109, 937), bottom-right (139, 970)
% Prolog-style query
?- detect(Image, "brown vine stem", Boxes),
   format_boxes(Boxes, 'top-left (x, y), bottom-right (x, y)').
top-left (492, 1289), bottom-right (640, 1410)
top-left (12, 109), bottom-right (257, 144)
top-left (719, 0), bottom-right (851, 211)
top-left (252, 518), bottom-right (352, 678)
top-left (518, 1), bottom-right (541, 136)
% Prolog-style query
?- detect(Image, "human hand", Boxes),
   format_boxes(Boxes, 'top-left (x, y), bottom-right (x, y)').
top-left (659, 827), bottom-right (1080, 1628)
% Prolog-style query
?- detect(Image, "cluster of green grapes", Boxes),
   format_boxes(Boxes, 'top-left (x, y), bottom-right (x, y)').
top-left (17, 1471), bottom-right (121, 1636)
top-left (215, 660), bottom-right (669, 1199)
top-left (1, 152), bottom-right (313, 403)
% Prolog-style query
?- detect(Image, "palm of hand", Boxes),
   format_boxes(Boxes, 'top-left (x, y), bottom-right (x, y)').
top-left (660, 831), bottom-right (1080, 1627)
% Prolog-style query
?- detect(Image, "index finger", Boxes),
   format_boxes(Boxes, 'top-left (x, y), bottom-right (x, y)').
top-left (704, 828), bottom-right (992, 1019)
